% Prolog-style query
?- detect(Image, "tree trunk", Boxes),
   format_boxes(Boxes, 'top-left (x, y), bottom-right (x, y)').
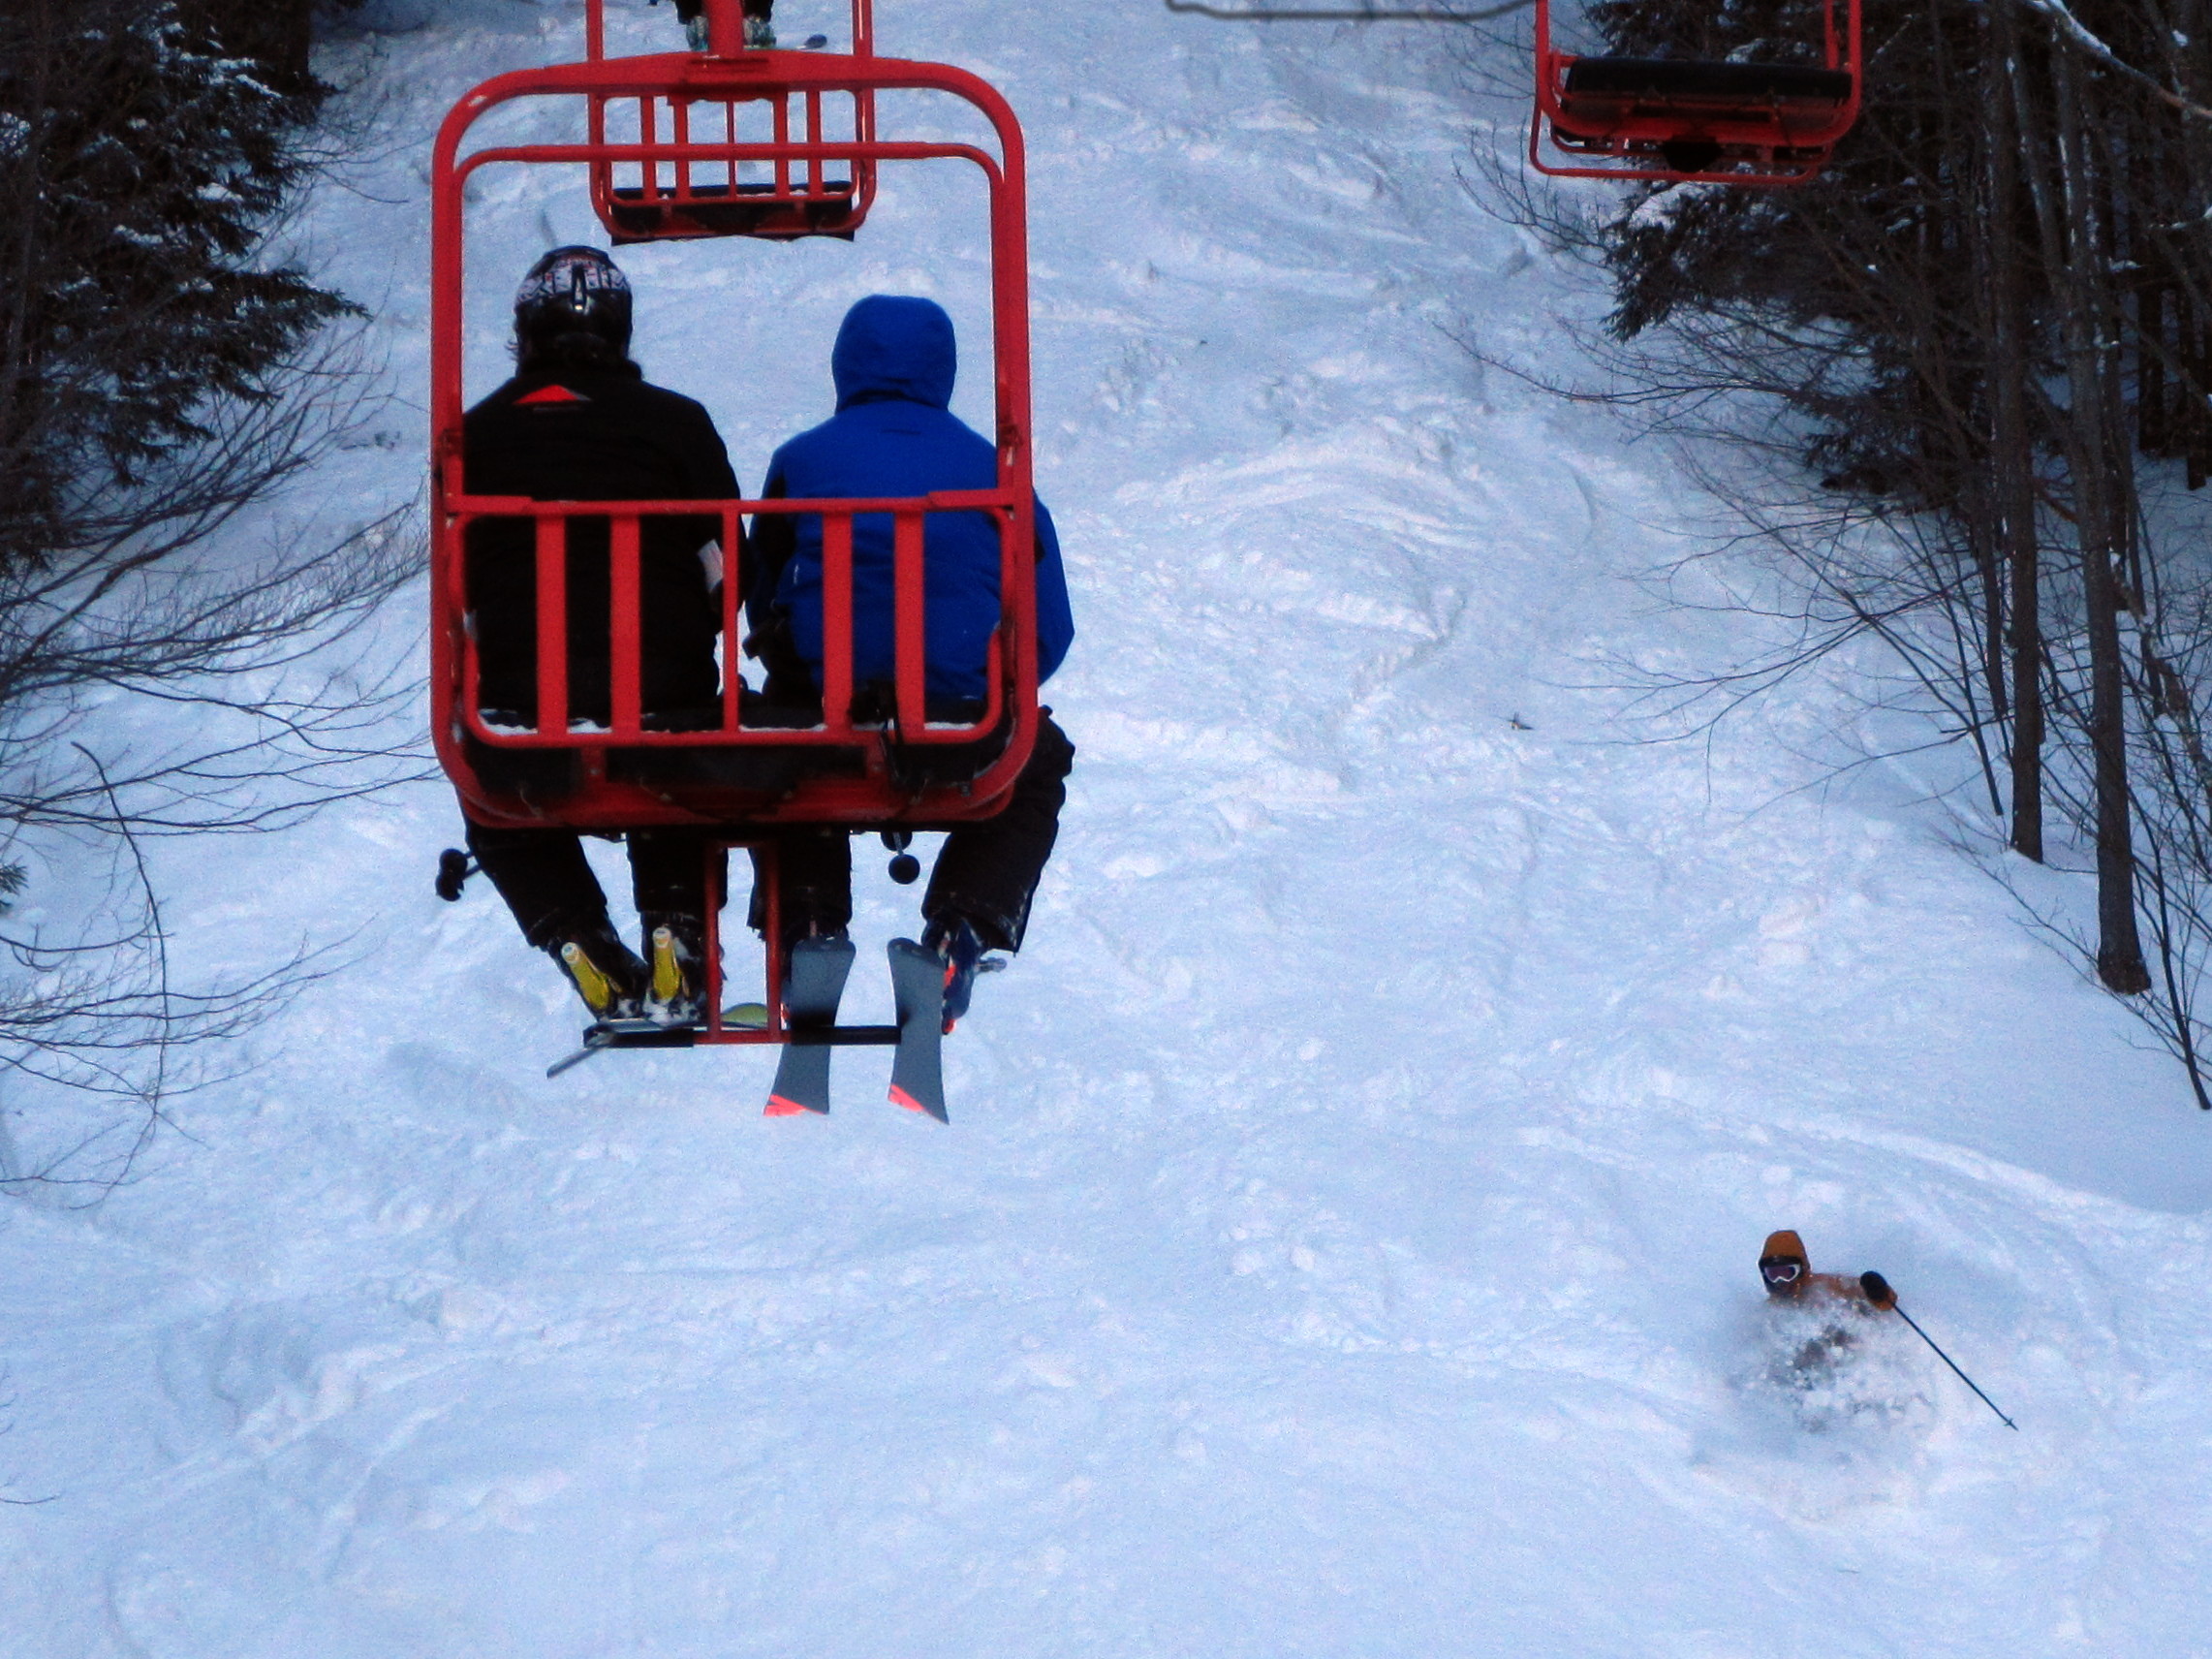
top-left (1989, 0), bottom-right (2043, 861)
top-left (2051, 44), bottom-right (2151, 993)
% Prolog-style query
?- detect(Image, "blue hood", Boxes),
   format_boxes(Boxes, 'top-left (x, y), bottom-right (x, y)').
top-left (831, 296), bottom-right (957, 412)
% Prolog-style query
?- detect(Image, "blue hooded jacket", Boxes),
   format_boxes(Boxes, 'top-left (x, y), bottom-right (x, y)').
top-left (748, 296), bottom-right (1075, 704)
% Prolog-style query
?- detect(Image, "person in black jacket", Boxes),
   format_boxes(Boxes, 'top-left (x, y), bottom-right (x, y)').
top-left (458, 246), bottom-right (738, 1024)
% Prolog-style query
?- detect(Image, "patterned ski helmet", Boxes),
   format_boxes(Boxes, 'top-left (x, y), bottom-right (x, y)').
top-left (514, 246), bottom-right (633, 356)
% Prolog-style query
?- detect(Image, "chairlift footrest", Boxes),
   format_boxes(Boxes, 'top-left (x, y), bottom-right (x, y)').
top-left (789, 1025), bottom-right (902, 1047)
top-left (545, 1017), bottom-right (697, 1078)
top-left (586, 1019), bottom-right (701, 1050)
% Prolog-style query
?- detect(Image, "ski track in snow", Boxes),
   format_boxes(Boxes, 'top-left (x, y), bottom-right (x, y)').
top-left (5, 2), bottom-right (2212, 1654)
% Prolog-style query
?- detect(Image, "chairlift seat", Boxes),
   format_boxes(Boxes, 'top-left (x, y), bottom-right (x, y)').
top-left (606, 179), bottom-right (861, 243)
top-left (1559, 57), bottom-right (1854, 109)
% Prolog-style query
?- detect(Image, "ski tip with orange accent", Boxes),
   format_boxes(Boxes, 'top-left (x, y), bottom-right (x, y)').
top-left (888, 1083), bottom-right (949, 1124)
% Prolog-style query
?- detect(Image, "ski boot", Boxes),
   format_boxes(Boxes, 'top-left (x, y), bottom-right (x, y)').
top-left (548, 918), bottom-right (651, 1021)
top-left (670, 0), bottom-right (772, 50)
top-left (919, 915), bottom-right (1006, 1035)
top-left (668, 0), bottom-right (709, 51)
top-left (641, 912), bottom-right (710, 1027)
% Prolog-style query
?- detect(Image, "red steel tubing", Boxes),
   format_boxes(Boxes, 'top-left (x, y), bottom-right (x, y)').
top-left (534, 516), bottom-right (568, 733)
top-left (893, 512), bottom-right (926, 734)
top-left (820, 514), bottom-right (855, 728)
top-left (608, 516), bottom-right (644, 737)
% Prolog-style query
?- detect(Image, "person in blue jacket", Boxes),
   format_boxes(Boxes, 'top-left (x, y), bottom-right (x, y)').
top-left (744, 295), bottom-right (1075, 1023)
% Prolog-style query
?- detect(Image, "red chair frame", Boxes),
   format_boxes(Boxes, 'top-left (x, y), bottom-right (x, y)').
top-left (427, 1), bottom-right (1039, 1055)
top-left (1530, 0), bottom-right (1862, 186)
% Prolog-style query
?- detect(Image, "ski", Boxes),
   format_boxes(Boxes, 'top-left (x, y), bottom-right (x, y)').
top-left (764, 934), bottom-right (857, 1116)
top-left (886, 937), bottom-right (949, 1122)
top-left (545, 1030), bottom-right (612, 1078)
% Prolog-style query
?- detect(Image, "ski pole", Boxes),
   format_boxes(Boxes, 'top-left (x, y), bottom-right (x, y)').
top-left (1859, 1271), bottom-right (2018, 1430)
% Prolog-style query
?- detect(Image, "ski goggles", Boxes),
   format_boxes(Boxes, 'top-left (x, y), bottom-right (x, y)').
top-left (1760, 1257), bottom-right (1805, 1286)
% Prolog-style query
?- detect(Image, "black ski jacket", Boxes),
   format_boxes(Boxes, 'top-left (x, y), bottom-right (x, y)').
top-left (463, 364), bottom-right (738, 723)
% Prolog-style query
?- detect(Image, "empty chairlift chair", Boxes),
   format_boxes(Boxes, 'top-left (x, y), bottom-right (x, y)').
top-left (583, 0), bottom-right (879, 242)
top-left (1530, 0), bottom-right (1862, 185)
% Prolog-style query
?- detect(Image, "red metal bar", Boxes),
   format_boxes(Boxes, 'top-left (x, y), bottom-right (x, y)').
top-left (586, 17), bottom-right (610, 206)
top-left (452, 499), bottom-right (1018, 748)
top-left (456, 586), bottom-right (481, 731)
top-left (893, 511), bottom-right (927, 736)
top-left (977, 634), bottom-right (1004, 736)
top-left (983, 83), bottom-right (1038, 792)
top-left (820, 514), bottom-right (855, 733)
top-left (609, 515), bottom-right (643, 737)
top-left (700, 837), bottom-right (771, 1041)
top-left (725, 96), bottom-right (739, 198)
top-left (457, 492), bottom-right (1013, 519)
top-left (760, 841), bottom-right (782, 1035)
top-left (456, 135), bottom-right (999, 182)
top-left (773, 87), bottom-right (791, 198)
top-left (706, 0), bottom-right (743, 58)
top-left (721, 506), bottom-right (742, 734)
top-left (806, 89), bottom-right (823, 197)
top-left (534, 516), bottom-right (568, 733)
top-left (674, 94), bottom-right (692, 201)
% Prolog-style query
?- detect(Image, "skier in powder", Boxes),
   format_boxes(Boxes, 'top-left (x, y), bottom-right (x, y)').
top-left (457, 246), bottom-right (739, 1025)
top-left (1759, 1229), bottom-right (1888, 1375)
top-left (743, 294), bottom-right (1076, 1028)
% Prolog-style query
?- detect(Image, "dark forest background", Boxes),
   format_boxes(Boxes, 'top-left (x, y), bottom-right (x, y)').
top-left (0, 0), bottom-right (413, 1192)
top-left (1533, 0), bottom-right (2212, 1105)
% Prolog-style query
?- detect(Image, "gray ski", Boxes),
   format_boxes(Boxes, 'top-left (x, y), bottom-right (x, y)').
top-left (765, 935), bottom-right (856, 1115)
top-left (546, 1030), bottom-right (612, 1078)
top-left (886, 937), bottom-right (949, 1122)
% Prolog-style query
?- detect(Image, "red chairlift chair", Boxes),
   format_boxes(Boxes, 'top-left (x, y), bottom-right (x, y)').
top-left (1530, 0), bottom-right (1862, 185)
top-left (585, 0), bottom-right (879, 241)
top-left (427, 0), bottom-right (1038, 1116)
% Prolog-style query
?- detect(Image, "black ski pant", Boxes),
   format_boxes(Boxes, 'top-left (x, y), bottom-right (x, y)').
top-left (747, 713), bottom-right (1075, 954)
top-left (465, 820), bottom-right (724, 955)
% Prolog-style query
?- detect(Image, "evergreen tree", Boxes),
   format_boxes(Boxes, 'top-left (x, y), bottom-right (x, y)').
top-left (0, 0), bottom-right (349, 571)
top-left (0, 0), bottom-right (414, 1190)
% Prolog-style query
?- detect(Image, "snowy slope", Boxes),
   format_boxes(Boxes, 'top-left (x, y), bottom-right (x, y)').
top-left (5, 2), bottom-right (2212, 1654)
